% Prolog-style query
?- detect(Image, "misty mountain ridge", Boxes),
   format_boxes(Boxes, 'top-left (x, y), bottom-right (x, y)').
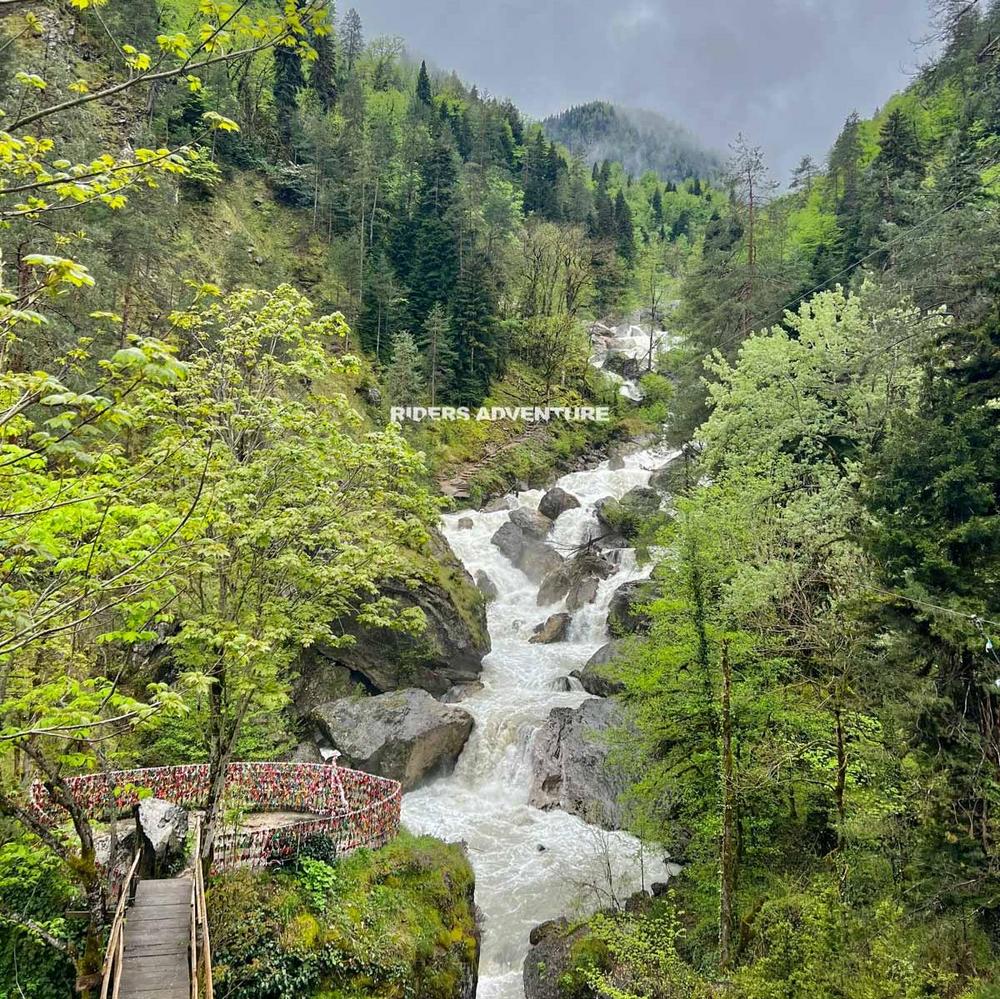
top-left (542, 101), bottom-right (721, 182)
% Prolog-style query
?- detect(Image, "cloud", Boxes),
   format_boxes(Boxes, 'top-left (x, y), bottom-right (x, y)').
top-left (352, 0), bottom-right (936, 175)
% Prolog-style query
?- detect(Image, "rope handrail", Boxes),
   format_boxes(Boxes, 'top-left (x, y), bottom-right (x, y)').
top-left (191, 818), bottom-right (213, 999)
top-left (98, 849), bottom-right (140, 999)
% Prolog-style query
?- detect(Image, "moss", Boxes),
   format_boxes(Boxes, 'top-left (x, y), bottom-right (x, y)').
top-left (207, 830), bottom-right (478, 999)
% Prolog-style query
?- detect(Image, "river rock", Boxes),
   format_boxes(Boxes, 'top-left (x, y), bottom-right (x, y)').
top-left (518, 541), bottom-right (564, 583)
top-left (483, 496), bottom-right (512, 513)
top-left (524, 918), bottom-right (588, 999)
top-left (538, 487), bottom-right (580, 521)
top-left (510, 507), bottom-right (553, 539)
top-left (293, 658), bottom-right (368, 716)
top-left (596, 486), bottom-right (661, 540)
top-left (530, 613), bottom-right (571, 644)
top-left (475, 570), bottom-right (498, 602)
top-left (604, 351), bottom-right (641, 380)
top-left (607, 580), bottom-right (655, 636)
top-left (310, 689), bottom-right (474, 790)
top-left (528, 698), bottom-right (628, 829)
top-left (491, 520), bottom-right (526, 562)
top-left (608, 454), bottom-right (626, 471)
top-left (458, 517), bottom-right (475, 530)
top-left (537, 551), bottom-right (615, 608)
top-left (297, 528), bottom-right (489, 698)
top-left (565, 577), bottom-right (599, 611)
top-left (137, 798), bottom-right (188, 877)
top-left (571, 641), bottom-right (626, 696)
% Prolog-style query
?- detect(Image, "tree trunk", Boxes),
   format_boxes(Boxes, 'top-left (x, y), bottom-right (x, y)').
top-left (719, 639), bottom-right (738, 970)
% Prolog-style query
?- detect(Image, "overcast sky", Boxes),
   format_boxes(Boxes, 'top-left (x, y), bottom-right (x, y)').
top-left (350, 0), bottom-right (938, 179)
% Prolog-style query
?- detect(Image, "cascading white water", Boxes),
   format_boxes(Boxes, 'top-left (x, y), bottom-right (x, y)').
top-left (403, 419), bottom-right (681, 996)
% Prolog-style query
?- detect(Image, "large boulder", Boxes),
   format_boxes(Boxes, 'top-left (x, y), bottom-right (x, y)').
top-left (491, 520), bottom-right (527, 562)
top-left (537, 551), bottom-right (616, 608)
top-left (538, 487), bottom-right (580, 522)
top-left (518, 541), bottom-right (564, 583)
top-left (309, 689), bottom-right (474, 790)
top-left (475, 570), bottom-right (498, 603)
top-left (300, 528), bottom-right (489, 697)
top-left (293, 658), bottom-right (370, 717)
top-left (528, 698), bottom-right (629, 829)
top-left (607, 580), bottom-right (655, 636)
top-left (596, 486), bottom-right (662, 540)
top-left (137, 798), bottom-right (188, 878)
top-left (571, 641), bottom-right (626, 696)
top-left (604, 351), bottom-right (641, 380)
top-left (523, 918), bottom-right (588, 999)
top-left (530, 613), bottom-right (572, 644)
top-left (510, 507), bottom-right (553, 540)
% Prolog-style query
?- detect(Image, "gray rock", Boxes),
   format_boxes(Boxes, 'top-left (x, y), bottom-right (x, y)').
top-left (458, 517), bottom-right (475, 530)
top-left (524, 918), bottom-right (586, 999)
top-left (565, 577), bottom-right (599, 612)
top-left (510, 507), bottom-right (553, 540)
top-left (528, 698), bottom-right (629, 828)
top-left (537, 564), bottom-right (573, 606)
top-left (608, 580), bottom-right (655, 636)
top-left (538, 487), bottom-right (580, 521)
top-left (475, 570), bottom-right (498, 602)
top-left (608, 454), bottom-right (626, 471)
top-left (289, 740), bottom-right (324, 763)
top-left (442, 681), bottom-right (484, 703)
top-left (537, 551), bottom-right (615, 607)
top-left (297, 528), bottom-right (489, 698)
top-left (483, 496), bottom-right (512, 513)
top-left (530, 613), bottom-right (572, 644)
top-left (604, 352), bottom-right (641, 380)
top-left (491, 520), bottom-right (527, 563)
top-left (571, 641), bottom-right (626, 696)
top-left (548, 676), bottom-right (573, 692)
top-left (137, 798), bottom-right (188, 877)
top-left (596, 486), bottom-right (662, 540)
top-left (310, 689), bottom-right (474, 790)
top-left (518, 542), bottom-right (564, 583)
top-left (293, 658), bottom-right (365, 716)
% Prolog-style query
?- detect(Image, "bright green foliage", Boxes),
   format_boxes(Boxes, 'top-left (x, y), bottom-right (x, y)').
top-left (385, 329), bottom-right (426, 405)
top-left (207, 832), bottom-right (478, 999)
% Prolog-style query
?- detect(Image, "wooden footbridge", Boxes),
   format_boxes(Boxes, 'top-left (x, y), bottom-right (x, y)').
top-left (29, 762), bottom-right (403, 998)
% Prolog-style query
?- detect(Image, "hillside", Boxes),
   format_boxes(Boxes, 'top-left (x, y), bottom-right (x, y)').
top-left (542, 101), bottom-right (721, 181)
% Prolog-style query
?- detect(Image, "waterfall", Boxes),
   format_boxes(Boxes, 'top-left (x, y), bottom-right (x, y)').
top-left (403, 325), bottom-right (677, 998)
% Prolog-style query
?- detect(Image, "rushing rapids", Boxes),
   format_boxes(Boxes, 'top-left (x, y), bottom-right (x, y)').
top-left (404, 329), bottom-right (678, 997)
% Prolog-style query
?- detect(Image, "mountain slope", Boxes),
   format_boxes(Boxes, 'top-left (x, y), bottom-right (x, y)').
top-left (542, 101), bottom-right (720, 181)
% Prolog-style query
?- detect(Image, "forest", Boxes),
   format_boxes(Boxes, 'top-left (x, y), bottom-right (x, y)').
top-left (0, 0), bottom-right (998, 998)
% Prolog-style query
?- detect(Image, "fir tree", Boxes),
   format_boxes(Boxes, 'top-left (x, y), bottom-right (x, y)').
top-left (614, 189), bottom-right (636, 264)
top-left (309, 13), bottom-right (338, 112)
top-left (273, 41), bottom-right (304, 148)
top-left (451, 253), bottom-right (500, 403)
top-left (341, 7), bottom-right (363, 72)
top-left (385, 329), bottom-right (425, 405)
top-left (421, 304), bottom-right (457, 406)
top-left (406, 141), bottom-right (460, 326)
top-left (416, 60), bottom-right (433, 106)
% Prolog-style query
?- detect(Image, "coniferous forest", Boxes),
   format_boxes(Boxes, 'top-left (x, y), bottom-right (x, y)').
top-left (0, 2), bottom-right (999, 998)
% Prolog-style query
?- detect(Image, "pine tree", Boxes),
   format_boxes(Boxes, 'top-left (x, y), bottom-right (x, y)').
top-left (341, 7), bottom-right (363, 72)
top-left (876, 108), bottom-right (923, 179)
top-left (416, 60), bottom-right (432, 106)
top-left (451, 253), bottom-right (500, 403)
top-left (790, 154), bottom-right (819, 194)
top-left (406, 141), bottom-right (460, 327)
top-left (273, 41), bottom-right (305, 148)
top-left (309, 11), bottom-right (338, 112)
top-left (421, 304), bottom-right (457, 406)
top-left (651, 186), bottom-right (664, 227)
top-left (385, 330), bottom-right (425, 405)
top-left (614, 189), bottom-right (636, 265)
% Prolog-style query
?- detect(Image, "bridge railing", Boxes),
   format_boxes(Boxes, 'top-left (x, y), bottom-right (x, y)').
top-left (31, 761), bottom-right (402, 872)
top-left (98, 849), bottom-right (140, 999)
